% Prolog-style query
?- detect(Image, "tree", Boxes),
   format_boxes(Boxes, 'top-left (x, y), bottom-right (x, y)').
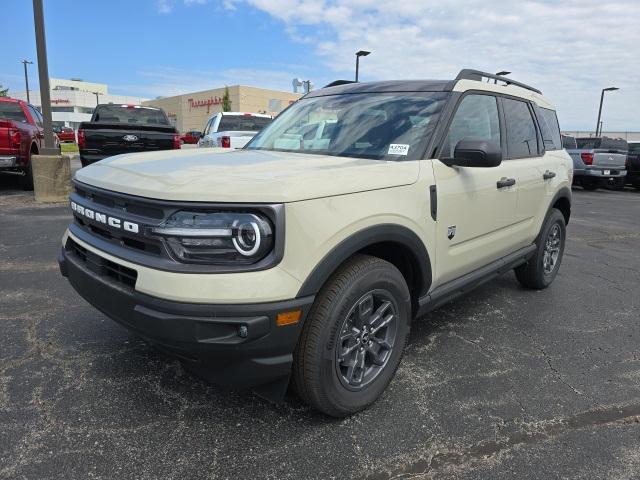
top-left (0, 84), bottom-right (8, 97)
top-left (222, 86), bottom-right (231, 112)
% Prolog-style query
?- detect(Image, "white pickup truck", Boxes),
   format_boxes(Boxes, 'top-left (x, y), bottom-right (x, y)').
top-left (198, 112), bottom-right (272, 149)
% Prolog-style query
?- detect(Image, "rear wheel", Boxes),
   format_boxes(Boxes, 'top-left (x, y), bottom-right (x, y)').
top-left (20, 156), bottom-right (34, 191)
top-left (293, 255), bottom-right (411, 417)
top-left (581, 178), bottom-right (599, 191)
top-left (515, 209), bottom-right (566, 290)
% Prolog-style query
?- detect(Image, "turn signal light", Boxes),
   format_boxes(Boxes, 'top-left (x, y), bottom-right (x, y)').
top-left (77, 128), bottom-right (86, 149)
top-left (220, 136), bottom-right (231, 148)
top-left (173, 133), bottom-right (181, 149)
top-left (276, 310), bottom-right (302, 327)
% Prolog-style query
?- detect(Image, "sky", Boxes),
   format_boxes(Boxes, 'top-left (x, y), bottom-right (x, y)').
top-left (1, 0), bottom-right (638, 131)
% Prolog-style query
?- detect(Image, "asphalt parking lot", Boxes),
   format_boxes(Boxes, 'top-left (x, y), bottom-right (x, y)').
top-left (1, 175), bottom-right (639, 480)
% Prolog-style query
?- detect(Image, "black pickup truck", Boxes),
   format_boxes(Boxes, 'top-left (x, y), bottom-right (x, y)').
top-left (77, 104), bottom-right (179, 167)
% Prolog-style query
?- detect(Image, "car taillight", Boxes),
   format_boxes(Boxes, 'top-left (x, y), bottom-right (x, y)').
top-left (581, 152), bottom-right (593, 165)
top-left (77, 128), bottom-right (85, 149)
top-left (9, 128), bottom-right (20, 148)
top-left (173, 133), bottom-right (181, 149)
top-left (220, 136), bottom-right (231, 148)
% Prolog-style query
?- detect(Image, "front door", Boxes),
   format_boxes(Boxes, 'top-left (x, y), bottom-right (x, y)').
top-left (431, 93), bottom-right (522, 285)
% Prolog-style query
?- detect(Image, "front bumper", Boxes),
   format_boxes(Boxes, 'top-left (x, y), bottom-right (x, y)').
top-left (58, 244), bottom-right (314, 389)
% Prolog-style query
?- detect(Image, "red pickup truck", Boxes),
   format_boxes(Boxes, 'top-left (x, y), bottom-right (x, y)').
top-left (0, 97), bottom-right (50, 190)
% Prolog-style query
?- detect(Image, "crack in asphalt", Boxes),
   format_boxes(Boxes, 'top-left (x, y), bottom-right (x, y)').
top-left (366, 403), bottom-right (640, 479)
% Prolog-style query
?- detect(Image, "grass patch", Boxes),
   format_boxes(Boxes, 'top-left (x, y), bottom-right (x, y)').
top-left (60, 143), bottom-right (79, 153)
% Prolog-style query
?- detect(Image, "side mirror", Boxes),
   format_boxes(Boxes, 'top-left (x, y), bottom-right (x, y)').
top-left (441, 137), bottom-right (502, 168)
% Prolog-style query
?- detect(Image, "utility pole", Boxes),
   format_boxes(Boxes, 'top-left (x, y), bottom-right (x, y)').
top-left (32, 0), bottom-right (57, 154)
top-left (21, 60), bottom-right (34, 103)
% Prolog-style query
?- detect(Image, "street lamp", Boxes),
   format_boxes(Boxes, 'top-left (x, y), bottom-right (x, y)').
top-left (355, 50), bottom-right (370, 82)
top-left (595, 87), bottom-right (619, 136)
top-left (21, 60), bottom-right (34, 103)
top-left (92, 91), bottom-right (102, 106)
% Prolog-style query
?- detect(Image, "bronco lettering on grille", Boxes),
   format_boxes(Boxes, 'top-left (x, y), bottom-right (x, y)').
top-left (71, 201), bottom-right (139, 234)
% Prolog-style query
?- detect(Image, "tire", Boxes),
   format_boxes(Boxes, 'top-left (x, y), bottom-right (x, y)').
top-left (515, 209), bottom-right (566, 290)
top-left (606, 177), bottom-right (625, 191)
top-left (292, 254), bottom-right (411, 417)
top-left (20, 157), bottom-right (34, 191)
top-left (581, 178), bottom-right (599, 191)
top-left (80, 156), bottom-right (89, 168)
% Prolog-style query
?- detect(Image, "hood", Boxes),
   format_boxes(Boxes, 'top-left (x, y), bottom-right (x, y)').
top-left (74, 148), bottom-right (420, 203)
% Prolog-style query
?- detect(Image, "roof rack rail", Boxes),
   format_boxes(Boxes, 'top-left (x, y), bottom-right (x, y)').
top-left (455, 69), bottom-right (542, 95)
top-left (323, 80), bottom-right (357, 88)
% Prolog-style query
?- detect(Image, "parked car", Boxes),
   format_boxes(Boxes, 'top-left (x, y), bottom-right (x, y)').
top-left (561, 133), bottom-right (577, 150)
top-left (77, 104), bottom-right (179, 167)
top-left (0, 97), bottom-right (51, 190)
top-left (59, 69), bottom-right (572, 416)
top-left (180, 130), bottom-right (201, 144)
top-left (567, 136), bottom-right (627, 190)
top-left (53, 125), bottom-right (76, 143)
top-left (625, 141), bottom-right (640, 189)
top-left (198, 112), bottom-right (272, 149)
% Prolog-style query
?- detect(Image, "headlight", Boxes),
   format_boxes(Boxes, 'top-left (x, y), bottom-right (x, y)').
top-left (152, 211), bottom-right (273, 264)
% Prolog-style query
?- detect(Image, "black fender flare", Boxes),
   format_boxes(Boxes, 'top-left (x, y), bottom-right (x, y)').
top-left (296, 224), bottom-right (432, 298)
top-left (548, 186), bottom-right (572, 224)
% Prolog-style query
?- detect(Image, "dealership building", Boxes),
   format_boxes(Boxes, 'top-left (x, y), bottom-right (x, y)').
top-left (143, 86), bottom-right (302, 133)
top-left (12, 78), bottom-right (148, 130)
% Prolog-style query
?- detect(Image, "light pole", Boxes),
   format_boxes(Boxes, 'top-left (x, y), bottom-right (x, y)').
top-left (92, 91), bottom-right (101, 106)
top-left (32, 0), bottom-right (57, 154)
top-left (355, 50), bottom-right (370, 82)
top-left (595, 87), bottom-right (619, 136)
top-left (21, 60), bottom-right (33, 103)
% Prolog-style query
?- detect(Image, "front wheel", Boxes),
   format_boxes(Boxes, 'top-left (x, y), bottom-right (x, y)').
top-left (515, 208), bottom-right (566, 290)
top-left (293, 255), bottom-right (411, 417)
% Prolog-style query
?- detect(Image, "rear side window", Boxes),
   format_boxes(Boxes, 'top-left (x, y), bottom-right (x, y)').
top-left (93, 105), bottom-right (169, 125)
top-left (441, 94), bottom-right (501, 158)
top-left (218, 115), bottom-right (271, 132)
top-left (537, 107), bottom-right (561, 150)
top-left (0, 102), bottom-right (27, 123)
top-left (502, 98), bottom-right (539, 158)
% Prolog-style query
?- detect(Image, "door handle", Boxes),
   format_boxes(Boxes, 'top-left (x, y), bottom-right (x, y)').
top-left (543, 170), bottom-right (556, 180)
top-left (497, 177), bottom-right (516, 189)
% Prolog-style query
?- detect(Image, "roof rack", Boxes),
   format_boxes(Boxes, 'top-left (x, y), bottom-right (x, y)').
top-left (323, 80), bottom-right (357, 88)
top-left (455, 69), bottom-right (542, 95)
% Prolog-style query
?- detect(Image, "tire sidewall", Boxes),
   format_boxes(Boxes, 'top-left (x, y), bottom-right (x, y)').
top-left (534, 209), bottom-right (566, 287)
top-left (316, 262), bottom-right (410, 413)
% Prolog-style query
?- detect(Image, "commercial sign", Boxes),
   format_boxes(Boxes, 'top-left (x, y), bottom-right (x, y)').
top-left (188, 97), bottom-right (223, 111)
top-left (51, 99), bottom-right (71, 104)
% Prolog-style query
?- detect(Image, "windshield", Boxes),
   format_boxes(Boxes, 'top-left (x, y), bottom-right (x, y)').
top-left (246, 92), bottom-right (448, 161)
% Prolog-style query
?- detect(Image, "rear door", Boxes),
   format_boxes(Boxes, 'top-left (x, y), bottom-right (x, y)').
top-left (432, 92), bottom-right (523, 284)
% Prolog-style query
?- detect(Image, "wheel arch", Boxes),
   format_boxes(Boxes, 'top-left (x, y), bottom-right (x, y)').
top-left (296, 224), bottom-right (433, 314)
top-left (550, 187), bottom-right (571, 225)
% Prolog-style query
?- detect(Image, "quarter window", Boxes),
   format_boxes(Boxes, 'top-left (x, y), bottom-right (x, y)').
top-left (503, 98), bottom-right (539, 158)
top-left (537, 107), bottom-right (562, 151)
top-left (441, 94), bottom-right (500, 159)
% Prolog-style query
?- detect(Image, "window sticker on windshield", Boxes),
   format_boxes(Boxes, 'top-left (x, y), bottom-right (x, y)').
top-left (388, 144), bottom-right (410, 156)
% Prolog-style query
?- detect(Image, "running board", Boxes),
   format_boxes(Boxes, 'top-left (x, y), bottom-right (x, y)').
top-left (417, 244), bottom-right (536, 316)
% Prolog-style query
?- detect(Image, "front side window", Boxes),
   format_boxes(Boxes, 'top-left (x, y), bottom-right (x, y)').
top-left (247, 92), bottom-right (448, 161)
top-left (503, 98), bottom-right (539, 158)
top-left (440, 94), bottom-right (501, 158)
top-left (537, 107), bottom-right (562, 150)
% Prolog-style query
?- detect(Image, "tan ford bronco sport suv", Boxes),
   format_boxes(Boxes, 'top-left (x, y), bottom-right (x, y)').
top-left (59, 70), bottom-right (572, 416)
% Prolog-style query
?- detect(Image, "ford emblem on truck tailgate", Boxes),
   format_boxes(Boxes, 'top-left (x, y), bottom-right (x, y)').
top-left (123, 134), bottom-right (138, 142)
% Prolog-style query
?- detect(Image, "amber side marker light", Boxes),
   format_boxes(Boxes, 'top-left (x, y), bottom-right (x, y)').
top-left (277, 310), bottom-right (302, 326)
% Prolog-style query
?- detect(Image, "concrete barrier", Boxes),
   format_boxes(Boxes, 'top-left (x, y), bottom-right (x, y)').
top-left (31, 154), bottom-right (72, 203)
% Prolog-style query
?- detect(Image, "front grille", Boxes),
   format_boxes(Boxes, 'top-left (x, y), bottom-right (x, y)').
top-left (67, 238), bottom-right (137, 289)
